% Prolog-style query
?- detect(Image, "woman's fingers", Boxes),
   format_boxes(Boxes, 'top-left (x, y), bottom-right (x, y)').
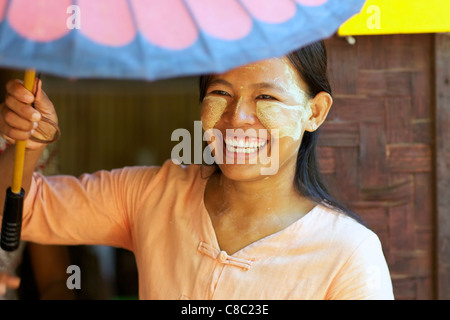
top-left (5, 79), bottom-right (35, 105)
top-left (0, 102), bottom-right (35, 142)
top-left (1, 78), bottom-right (59, 149)
top-left (2, 100), bottom-right (38, 131)
top-left (2, 79), bottom-right (41, 140)
top-left (5, 87), bottom-right (41, 122)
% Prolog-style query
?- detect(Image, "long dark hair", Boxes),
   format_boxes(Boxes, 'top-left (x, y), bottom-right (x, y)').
top-left (199, 41), bottom-right (366, 226)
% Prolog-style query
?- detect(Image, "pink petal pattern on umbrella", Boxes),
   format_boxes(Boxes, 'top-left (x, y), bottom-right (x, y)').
top-left (1, 0), bottom-right (330, 46)
top-left (130, 0), bottom-right (198, 50)
top-left (185, 0), bottom-right (252, 40)
top-left (241, 0), bottom-right (296, 24)
top-left (295, 0), bottom-right (329, 6)
top-left (0, 0), bottom-right (7, 22)
top-left (78, 0), bottom-right (136, 47)
top-left (7, 0), bottom-right (71, 42)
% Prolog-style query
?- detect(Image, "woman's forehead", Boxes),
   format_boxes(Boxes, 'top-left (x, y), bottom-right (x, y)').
top-left (210, 57), bottom-right (304, 90)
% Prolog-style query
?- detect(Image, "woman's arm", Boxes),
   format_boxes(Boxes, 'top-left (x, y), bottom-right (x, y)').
top-left (1, 79), bottom-right (142, 250)
top-left (23, 169), bottom-right (135, 249)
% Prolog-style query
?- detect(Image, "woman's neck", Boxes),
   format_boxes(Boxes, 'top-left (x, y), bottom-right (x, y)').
top-left (205, 161), bottom-right (315, 224)
top-left (203, 163), bottom-right (316, 254)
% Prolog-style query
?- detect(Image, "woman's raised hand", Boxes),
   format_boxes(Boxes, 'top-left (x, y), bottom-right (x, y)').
top-left (0, 79), bottom-right (58, 150)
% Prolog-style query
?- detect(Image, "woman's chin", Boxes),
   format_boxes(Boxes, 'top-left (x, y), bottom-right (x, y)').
top-left (216, 163), bottom-right (265, 182)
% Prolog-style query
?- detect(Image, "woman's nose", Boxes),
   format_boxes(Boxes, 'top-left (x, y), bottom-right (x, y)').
top-left (222, 96), bottom-right (256, 127)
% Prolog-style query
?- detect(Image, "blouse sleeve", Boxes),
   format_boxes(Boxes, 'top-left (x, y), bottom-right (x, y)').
top-left (21, 166), bottom-right (160, 251)
top-left (326, 232), bottom-right (395, 300)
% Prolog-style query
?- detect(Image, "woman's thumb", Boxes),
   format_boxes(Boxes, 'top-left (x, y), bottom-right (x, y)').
top-left (32, 79), bottom-right (57, 120)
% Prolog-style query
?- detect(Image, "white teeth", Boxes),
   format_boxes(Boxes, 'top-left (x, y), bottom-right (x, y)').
top-left (226, 144), bottom-right (235, 153)
top-left (224, 137), bottom-right (267, 154)
top-left (224, 137), bottom-right (267, 148)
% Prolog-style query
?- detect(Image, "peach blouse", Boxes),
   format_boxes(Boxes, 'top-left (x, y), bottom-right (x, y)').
top-left (22, 160), bottom-right (394, 299)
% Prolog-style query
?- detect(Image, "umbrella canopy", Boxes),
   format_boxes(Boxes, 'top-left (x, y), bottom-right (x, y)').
top-left (0, 0), bottom-right (366, 81)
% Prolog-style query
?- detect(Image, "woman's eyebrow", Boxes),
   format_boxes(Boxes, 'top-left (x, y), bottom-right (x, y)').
top-left (207, 78), bottom-right (233, 88)
top-left (251, 82), bottom-right (286, 93)
top-left (207, 79), bottom-right (287, 94)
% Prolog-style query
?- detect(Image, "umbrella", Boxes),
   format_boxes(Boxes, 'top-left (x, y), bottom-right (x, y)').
top-left (0, 0), bottom-right (367, 251)
top-left (0, 0), bottom-right (366, 80)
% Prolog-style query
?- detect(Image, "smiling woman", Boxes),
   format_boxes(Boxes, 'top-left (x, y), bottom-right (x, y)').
top-left (0, 40), bottom-right (394, 300)
top-left (199, 43), bottom-right (365, 226)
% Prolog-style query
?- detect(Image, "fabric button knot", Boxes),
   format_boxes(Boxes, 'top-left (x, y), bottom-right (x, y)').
top-left (218, 250), bottom-right (228, 262)
top-left (197, 241), bottom-right (253, 270)
top-left (197, 241), bottom-right (253, 271)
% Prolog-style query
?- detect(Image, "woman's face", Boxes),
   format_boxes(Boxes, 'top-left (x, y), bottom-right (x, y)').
top-left (201, 57), bottom-right (314, 181)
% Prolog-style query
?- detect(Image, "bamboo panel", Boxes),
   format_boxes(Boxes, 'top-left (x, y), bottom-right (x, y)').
top-left (322, 34), bottom-right (436, 299)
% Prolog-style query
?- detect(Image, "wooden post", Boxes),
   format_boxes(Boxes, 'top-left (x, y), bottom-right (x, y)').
top-left (435, 33), bottom-right (450, 300)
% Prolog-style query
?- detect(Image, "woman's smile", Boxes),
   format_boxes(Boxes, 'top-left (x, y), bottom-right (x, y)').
top-left (223, 133), bottom-right (269, 163)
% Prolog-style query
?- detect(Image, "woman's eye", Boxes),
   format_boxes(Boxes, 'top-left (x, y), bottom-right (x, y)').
top-left (257, 94), bottom-right (276, 100)
top-left (210, 90), bottom-right (230, 96)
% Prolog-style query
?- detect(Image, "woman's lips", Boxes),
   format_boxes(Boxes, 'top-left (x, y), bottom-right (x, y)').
top-left (223, 135), bottom-right (269, 161)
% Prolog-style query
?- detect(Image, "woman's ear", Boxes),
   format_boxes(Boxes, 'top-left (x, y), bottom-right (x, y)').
top-left (305, 92), bottom-right (333, 132)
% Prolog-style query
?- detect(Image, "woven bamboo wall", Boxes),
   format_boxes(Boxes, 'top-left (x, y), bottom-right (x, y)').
top-left (320, 34), bottom-right (435, 299)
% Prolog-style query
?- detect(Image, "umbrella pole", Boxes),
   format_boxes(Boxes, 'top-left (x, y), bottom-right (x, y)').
top-left (11, 70), bottom-right (36, 193)
top-left (1, 69), bottom-right (36, 251)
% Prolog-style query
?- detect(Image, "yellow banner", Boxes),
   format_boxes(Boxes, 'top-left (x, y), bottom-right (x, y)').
top-left (338, 0), bottom-right (450, 35)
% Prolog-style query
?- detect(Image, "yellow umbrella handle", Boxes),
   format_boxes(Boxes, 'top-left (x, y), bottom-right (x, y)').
top-left (1, 69), bottom-right (35, 251)
top-left (11, 69), bottom-right (36, 194)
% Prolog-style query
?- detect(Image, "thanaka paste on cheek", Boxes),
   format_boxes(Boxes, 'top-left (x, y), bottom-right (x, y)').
top-left (201, 96), bottom-right (227, 131)
top-left (256, 60), bottom-right (312, 140)
top-left (256, 100), bottom-right (312, 141)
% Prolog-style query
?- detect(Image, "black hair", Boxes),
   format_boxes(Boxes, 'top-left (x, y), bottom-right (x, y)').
top-left (199, 41), bottom-right (366, 226)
